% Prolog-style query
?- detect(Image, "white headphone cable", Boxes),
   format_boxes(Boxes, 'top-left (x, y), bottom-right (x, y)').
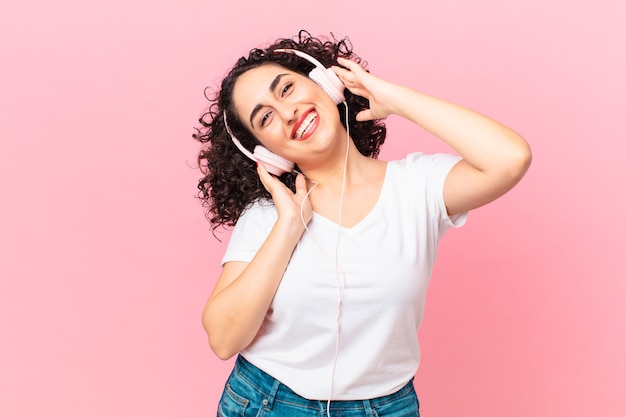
top-left (326, 101), bottom-right (350, 417)
top-left (298, 102), bottom-right (350, 417)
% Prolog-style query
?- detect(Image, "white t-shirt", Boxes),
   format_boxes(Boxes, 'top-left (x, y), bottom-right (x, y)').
top-left (222, 152), bottom-right (467, 400)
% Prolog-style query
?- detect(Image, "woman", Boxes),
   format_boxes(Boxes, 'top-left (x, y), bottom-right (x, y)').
top-left (195, 31), bottom-right (531, 417)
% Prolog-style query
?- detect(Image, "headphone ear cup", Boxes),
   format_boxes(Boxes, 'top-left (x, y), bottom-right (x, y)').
top-left (308, 67), bottom-right (345, 104)
top-left (252, 145), bottom-right (295, 176)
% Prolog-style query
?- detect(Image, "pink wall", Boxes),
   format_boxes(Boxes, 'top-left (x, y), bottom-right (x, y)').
top-left (1, 1), bottom-right (624, 416)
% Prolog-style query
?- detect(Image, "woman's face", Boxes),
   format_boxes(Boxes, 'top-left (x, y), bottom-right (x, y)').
top-left (231, 63), bottom-right (343, 165)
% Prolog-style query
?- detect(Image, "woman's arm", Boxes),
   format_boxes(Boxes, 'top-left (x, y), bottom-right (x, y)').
top-left (333, 58), bottom-right (531, 215)
top-left (202, 167), bottom-right (311, 359)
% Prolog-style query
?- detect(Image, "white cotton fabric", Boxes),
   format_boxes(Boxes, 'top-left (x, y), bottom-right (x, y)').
top-left (222, 152), bottom-right (467, 400)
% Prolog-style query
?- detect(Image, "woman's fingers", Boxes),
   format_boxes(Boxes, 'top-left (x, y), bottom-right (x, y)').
top-left (336, 56), bottom-right (364, 74)
top-left (294, 173), bottom-right (312, 224)
top-left (333, 65), bottom-right (363, 93)
top-left (257, 164), bottom-right (311, 224)
top-left (256, 162), bottom-right (275, 193)
top-left (294, 173), bottom-right (308, 197)
top-left (334, 57), bottom-right (395, 120)
top-left (356, 109), bottom-right (375, 122)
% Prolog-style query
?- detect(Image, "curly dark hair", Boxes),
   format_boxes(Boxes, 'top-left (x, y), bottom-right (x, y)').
top-left (193, 30), bottom-right (386, 231)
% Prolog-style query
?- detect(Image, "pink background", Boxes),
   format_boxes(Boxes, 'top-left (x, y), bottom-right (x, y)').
top-left (1, 1), bottom-right (624, 416)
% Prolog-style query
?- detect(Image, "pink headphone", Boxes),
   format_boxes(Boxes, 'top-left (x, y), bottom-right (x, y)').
top-left (224, 49), bottom-right (346, 176)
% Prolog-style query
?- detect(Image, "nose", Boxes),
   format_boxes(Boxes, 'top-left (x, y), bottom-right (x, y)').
top-left (276, 103), bottom-right (298, 125)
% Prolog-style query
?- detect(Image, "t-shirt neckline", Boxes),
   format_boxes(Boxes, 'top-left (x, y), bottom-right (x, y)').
top-left (310, 161), bottom-right (391, 233)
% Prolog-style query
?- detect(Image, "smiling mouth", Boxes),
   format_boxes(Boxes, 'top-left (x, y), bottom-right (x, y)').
top-left (293, 110), bottom-right (318, 140)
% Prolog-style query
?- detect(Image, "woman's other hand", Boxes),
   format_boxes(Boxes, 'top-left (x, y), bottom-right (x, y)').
top-left (332, 57), bottom-right (400, 121)
top-left (257, 162), bottom-right (312, 228)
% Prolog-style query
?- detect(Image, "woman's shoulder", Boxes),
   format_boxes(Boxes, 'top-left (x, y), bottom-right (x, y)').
top-left (236, 199), bottom-right (278, 225)
top-left (226, 199), bottom-right (277, 252)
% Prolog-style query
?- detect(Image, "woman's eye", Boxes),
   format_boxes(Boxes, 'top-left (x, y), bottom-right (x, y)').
top-left (281, 83), bottom-right (292, 97)
top-left (260, 111), bottom-right (271, 127)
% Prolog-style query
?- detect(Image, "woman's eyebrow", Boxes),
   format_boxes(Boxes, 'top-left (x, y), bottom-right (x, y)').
top-left (249, 73), bottom-right (289, 127)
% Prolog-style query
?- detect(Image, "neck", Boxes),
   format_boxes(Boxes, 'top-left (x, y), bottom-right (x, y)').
top-left (299, 137), bottom-right (354, 188)
top-left (301, 141), bottom-right (383, 195)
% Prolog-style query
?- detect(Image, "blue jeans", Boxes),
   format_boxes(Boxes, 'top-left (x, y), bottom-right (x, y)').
top-left (217, 355), bottom-right (420, 417)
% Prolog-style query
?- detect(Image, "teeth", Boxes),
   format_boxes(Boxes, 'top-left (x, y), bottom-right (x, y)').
top-left (295, 112), bottom-right (317, 139)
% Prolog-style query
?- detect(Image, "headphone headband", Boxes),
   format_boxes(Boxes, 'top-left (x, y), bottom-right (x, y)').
top-left (223, 112), bottom-right (254, 160)
top-left (273, 49), bottom-right (345, 104)
top-left (273, 48), bottom-right (328, 70)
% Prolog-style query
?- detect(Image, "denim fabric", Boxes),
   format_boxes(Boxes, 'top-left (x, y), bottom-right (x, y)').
top-left (217, 355), bottom-right (420, 417)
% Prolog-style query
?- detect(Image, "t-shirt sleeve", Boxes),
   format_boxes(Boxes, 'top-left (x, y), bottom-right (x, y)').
top-left (221, 201), bottom-right (278, 266)
top-left (406, 152), bottom-right (468, 232)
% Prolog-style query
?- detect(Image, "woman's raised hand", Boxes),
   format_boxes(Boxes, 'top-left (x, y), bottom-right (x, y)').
top-left (332, 57), bottom-right (401, 121)
top-left (204, 163), bottom-right (314, 359)
top-left (256, 163), bottom-right (312, 228)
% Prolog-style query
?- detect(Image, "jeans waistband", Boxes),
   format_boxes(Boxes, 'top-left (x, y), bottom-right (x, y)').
top-left (234, 354), bottom-right (415, 411)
